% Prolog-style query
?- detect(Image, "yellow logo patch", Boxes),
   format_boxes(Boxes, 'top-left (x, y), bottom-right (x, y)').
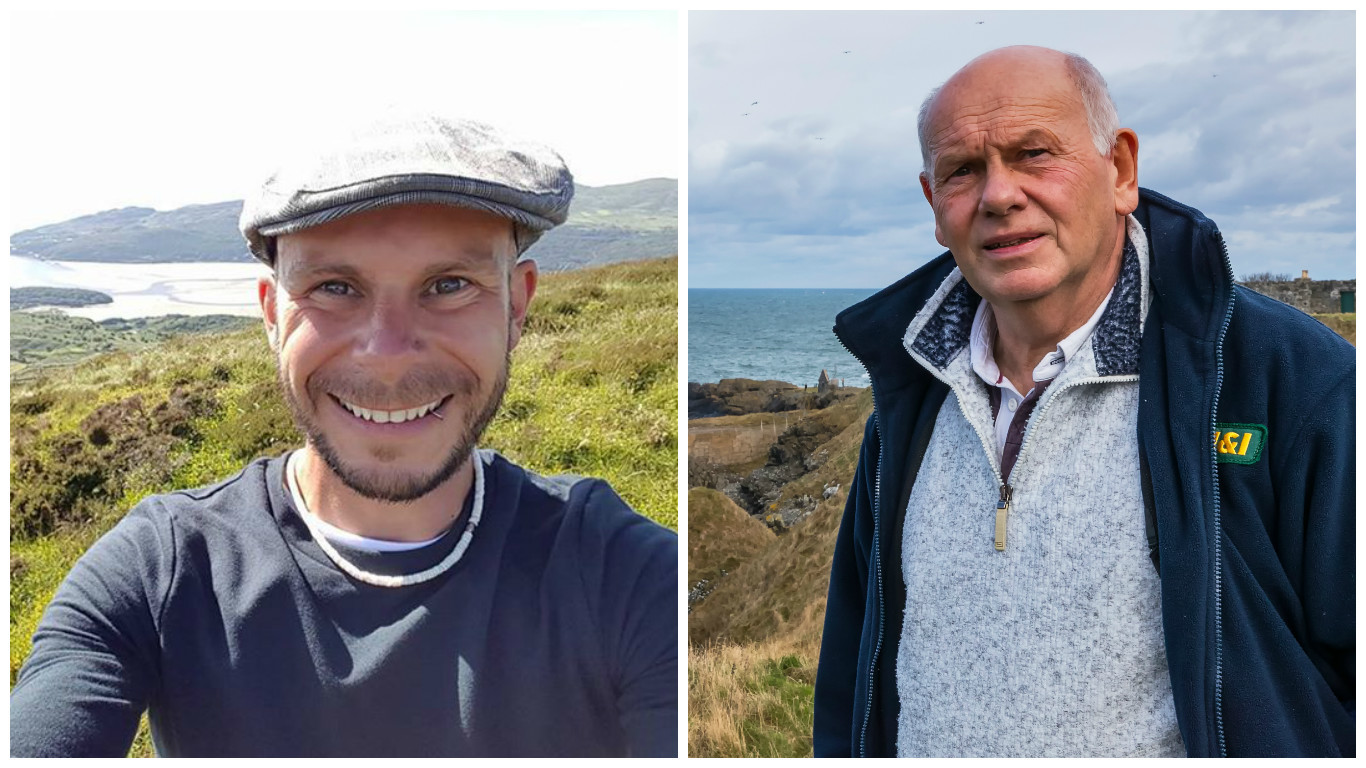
top-left (1214, 423), bottom-right (1266, 465)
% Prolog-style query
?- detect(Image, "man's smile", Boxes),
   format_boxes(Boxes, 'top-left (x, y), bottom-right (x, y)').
top-left (331, 394), bottom-right (451, 425)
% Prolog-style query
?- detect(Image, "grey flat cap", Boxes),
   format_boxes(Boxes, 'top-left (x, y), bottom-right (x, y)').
top-left (240, 114), bottom-right (574, 264)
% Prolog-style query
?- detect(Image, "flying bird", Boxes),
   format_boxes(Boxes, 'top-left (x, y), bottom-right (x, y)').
top-left (751, 101), bottom-right (759, 105)
top-left (843, 50), bottom-right (850, 53)
top-left (976, 21), bottom-right (984, 24)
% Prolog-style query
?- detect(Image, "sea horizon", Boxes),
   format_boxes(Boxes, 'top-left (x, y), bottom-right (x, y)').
top-left (689, 287), bottom-right (878, 388)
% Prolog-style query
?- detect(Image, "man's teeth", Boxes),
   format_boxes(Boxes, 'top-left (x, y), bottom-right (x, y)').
top-left (339, 398), bottom-right (443, 424)
top-left (987, 236), bottom-right (1036, 249)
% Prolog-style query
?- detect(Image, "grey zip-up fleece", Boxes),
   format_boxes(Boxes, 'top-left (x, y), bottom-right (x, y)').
top-left (893, 225), bottom-right (1183, 756)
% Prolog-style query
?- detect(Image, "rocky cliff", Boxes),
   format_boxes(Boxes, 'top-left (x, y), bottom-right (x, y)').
top-left (688, 377), bottom-right (857, 419)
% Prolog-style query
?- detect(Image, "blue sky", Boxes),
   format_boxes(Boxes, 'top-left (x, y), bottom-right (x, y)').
top-left (9, 10), bottom-right (678, 232)
top-left (689, 10), bottom-right (1356, 287)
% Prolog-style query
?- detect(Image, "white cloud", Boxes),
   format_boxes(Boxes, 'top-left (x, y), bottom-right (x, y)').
top-left (690, 9), bottom-right (1356, 286)
top-left (9, 10), bottom-right (678, 232)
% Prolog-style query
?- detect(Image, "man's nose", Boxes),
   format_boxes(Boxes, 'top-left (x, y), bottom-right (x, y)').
top-left (359, 298), bottom-right (423, 360)
top-left (978, 163), bottom-right (1027, 217)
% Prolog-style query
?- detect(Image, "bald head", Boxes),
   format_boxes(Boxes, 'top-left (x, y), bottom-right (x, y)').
top-left (918, 46), bottom-right (1119, 173)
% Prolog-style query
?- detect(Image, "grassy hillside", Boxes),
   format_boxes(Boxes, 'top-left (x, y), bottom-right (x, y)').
top-left (689, 396), bottom-right (868, 646)
top-left (568, 178), bottom-right (676, 230)
top-left (10, 256), bottom-right (677, 756)
top-left (687, 391), bottom-right (872, 757)
top-left (688, 411), bottom-right (795, 475)
top-left (11, 311), bottom-right (257, 378)
top-left (10, 202), bottom-right (245, 262)
top-left (687, 487), bottom-right (774, 598)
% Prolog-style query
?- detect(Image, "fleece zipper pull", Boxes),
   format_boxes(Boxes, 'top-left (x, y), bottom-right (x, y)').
top-left (994, 483), bottom-right (1012, 551)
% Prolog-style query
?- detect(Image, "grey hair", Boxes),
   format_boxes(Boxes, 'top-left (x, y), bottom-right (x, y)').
top-left (918, 51), bottom-right (1120, 175)
top-left (1065, 53), bottom-right (1120, 156)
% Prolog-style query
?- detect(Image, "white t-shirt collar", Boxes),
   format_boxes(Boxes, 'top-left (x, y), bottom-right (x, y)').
top-left (284, 453), bottom-right (449, 553)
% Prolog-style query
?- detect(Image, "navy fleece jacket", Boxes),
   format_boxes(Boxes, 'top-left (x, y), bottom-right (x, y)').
top-left (814, 190), bottom-right (1354, 757)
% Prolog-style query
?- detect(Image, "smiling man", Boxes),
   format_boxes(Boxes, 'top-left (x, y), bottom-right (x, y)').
top-left (10, 116), bottom-right (678, 757)
top-left (814, 47), bottom-right (1353, 757)
top-left (265, 203), bottom-right (529, 545)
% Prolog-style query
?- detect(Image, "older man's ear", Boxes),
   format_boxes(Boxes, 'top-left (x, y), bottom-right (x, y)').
top-left (919, 172), bottom-right (949, 248)
top-left (1111, 128), bottom-right (1140, 217)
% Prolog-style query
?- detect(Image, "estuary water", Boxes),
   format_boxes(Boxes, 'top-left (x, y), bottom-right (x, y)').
top-left (10, 255), bottom-right (265, 320)
top-left (688, 288), bottom-right (878, 387)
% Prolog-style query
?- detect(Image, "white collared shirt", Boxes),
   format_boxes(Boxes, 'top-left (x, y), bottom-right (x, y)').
top-left (969, 288), bottom-right (1114, 456)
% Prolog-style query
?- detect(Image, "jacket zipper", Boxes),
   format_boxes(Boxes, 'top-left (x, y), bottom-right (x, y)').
top-left (994, 483), bottom-right (1012, 551)
top-left (945, 365), bottom-right (1139, 553)
top-left (861, 420), bottom-right (884, 758)
top-left (1210, 234), bottom-right (1235, 758)
top-left (833, 333), bottom-right (881, 758)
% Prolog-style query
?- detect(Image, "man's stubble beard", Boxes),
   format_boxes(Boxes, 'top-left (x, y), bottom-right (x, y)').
top-left (277, 355), bottom-right (511, 503)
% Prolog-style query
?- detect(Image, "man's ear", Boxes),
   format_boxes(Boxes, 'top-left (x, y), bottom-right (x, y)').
top-left (920, 172), bottom-right (948, 248)
top-left (258, 274), bottom-right (279, 351)
top-left (507, 258), bottom-right (538, 350)
top-left (1111, 128), bottom-right (1140, 216)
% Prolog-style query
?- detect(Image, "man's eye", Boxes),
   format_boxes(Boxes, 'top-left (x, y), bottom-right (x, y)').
top-left (1022, 148), bottom-right (1048, 159)
top-left (317, 281), bottom-right (355, 297)
top-left (948, 165), bottom-right (971, 179)
top-left (428, 277), bottom-right (468, 295)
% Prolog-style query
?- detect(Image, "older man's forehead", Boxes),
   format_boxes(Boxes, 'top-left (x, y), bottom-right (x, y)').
top-left (927, 94), bottom-right (1076, 152)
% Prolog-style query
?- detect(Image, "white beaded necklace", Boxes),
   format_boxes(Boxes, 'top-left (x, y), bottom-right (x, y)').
top-left (286, 450), bottom-right (484, 588)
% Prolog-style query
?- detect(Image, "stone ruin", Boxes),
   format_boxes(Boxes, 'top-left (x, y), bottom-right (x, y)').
top-left (1239, 271), bottom-right (1355, 315)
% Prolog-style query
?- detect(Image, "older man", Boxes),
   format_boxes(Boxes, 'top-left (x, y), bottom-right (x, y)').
top-left (814, 47), bottom-right (1354, 757)
top-left (10, 116), bottom-right (678, 757)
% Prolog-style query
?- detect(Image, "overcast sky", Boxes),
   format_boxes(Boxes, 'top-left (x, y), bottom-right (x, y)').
top-left (9, 9), bottom-right (678, 233)
top-left (690, 10), bottom-right (1356, 287)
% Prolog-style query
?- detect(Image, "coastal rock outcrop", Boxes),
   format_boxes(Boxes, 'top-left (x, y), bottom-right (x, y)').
top-left (688, 378), bottom-right (855, 419)
top-left (689, 391), bottom-right (867, 533)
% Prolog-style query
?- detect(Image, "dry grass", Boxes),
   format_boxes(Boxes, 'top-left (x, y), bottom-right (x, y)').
top-left (688, 394), bottom-right (871, 647)
top-left (688, 632), bottom-right (823, 758)
top-left (1311, 312), bottom-right (1355, 345)
top-left (687, 392), bottom-right (875, 757)
top-left (686, 487), bottom-right (773, 591)
top-left (687, 416), bottom-right (783, 474)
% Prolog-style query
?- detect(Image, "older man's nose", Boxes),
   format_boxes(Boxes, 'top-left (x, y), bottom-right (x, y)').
top-left (979, 165), bottom-right (1027, 217)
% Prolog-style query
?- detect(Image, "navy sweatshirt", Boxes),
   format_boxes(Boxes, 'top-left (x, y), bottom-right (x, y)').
top-left (11, 450), bottom-right (679, 757)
